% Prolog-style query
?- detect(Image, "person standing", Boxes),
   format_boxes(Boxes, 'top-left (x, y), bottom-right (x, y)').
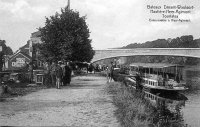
top-left (55, 61), bottom-right (63, 89)
top-left (60, 61), bottom-right (65, 86)
top-left (135, 72), bottom-right (142, 90)
top-left (107, 62), bottom-right (114, 82)
top-left (105, 66), bottom-right (109, 80)
top-left (62, 61), bottom-right (72, 86)
top-left (50, 61), bottom-right (57, 87)
top-left (44, 62), bottom-right (51, 87)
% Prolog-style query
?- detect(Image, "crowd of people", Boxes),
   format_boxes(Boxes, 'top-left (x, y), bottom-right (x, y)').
top-left (35, 60), bottom-right (117, 88)
top-left (43, 60), bottom-right (72, 89)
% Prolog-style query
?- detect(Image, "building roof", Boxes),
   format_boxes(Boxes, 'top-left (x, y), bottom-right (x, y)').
top-left (19, 41), bottom-right (29, 50)
top-left (9, 52), bottom-right (31, 61)
top-left (31, 31), bottom-right (41, 38)
top-left (20, 52), bottom-right (32, 59)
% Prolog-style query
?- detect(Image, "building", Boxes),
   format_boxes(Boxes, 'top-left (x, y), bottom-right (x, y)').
top-left (7, 52), bottom-right (31, 71)
top-left (30, 31), bottom-right (43, 68)
top-left (29, 31), bottom-right (42, 57)
top-left (3, 41), bottom-right (31, 71)
top-left (4, 31), bottom-right (44, 71)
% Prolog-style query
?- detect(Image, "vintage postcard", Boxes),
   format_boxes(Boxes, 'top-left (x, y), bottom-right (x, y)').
top-left (0, 0), bottom-right (200, 126)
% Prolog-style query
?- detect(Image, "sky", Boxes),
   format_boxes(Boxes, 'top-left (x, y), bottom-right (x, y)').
top-left (0, 0), bottom-right (200, 52)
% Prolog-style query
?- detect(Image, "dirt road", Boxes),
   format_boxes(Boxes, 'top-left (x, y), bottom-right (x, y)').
top-left (0, 75), bottom-right (119, 126)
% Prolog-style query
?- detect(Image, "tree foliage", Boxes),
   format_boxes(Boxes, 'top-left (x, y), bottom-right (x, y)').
top-left (122, 35), bottom-right (199, 48)
top-left (0, 40), bottom-right (13, 55)
top-left (39, 8), bottom-right (94, 62)
top-left (0, 39), bottom-right (14, 71)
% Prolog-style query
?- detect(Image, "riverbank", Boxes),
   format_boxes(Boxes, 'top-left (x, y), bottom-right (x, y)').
top-left (106, 81), bottom-right (155, 127)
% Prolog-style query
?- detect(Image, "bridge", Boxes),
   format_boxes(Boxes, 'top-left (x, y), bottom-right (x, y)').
top-left (91, 48), bottom-right (200, 63)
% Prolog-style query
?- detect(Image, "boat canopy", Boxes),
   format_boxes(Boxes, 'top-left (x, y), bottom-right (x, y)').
top-left (129, 63), bottom-right (184, 69)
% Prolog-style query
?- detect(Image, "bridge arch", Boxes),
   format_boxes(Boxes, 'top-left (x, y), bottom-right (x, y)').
top-left (91, 48), bottom-right (200, 63)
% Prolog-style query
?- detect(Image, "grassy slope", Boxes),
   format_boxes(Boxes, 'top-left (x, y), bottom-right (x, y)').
top-left (106, 82), bottom-right (156, 127)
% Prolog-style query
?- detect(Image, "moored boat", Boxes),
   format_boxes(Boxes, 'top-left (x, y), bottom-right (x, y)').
top-left (128, 63), bottom-right (188, 91)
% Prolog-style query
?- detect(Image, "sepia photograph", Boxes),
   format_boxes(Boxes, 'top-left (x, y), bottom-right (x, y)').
top-left (0, 0), bottom-right (200, 126)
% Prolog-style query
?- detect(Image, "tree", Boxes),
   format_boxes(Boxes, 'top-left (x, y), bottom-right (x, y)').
top-left (39, 7), bottom-right (94, 62)
top-left (122, 35), bottom-right (199, 49)
top-left (0, 39), bottom-right (14, 71)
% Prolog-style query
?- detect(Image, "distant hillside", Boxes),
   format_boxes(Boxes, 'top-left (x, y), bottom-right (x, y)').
top-left (121, 35), bottom-right (200, 49)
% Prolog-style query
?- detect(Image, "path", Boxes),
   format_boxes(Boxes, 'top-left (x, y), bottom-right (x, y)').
top-left (0, 75), bottom-right (119, 126)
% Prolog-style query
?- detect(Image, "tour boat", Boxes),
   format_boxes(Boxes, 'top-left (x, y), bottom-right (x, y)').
top-left (127, 63), bottom-right (188, 91)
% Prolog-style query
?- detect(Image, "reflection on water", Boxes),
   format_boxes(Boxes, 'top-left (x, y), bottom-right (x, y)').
top-left (181, 67), bottom-right (200, 127)
top-left (124, 66), bottom-right (200, 126)
top-left (143, 89), bottom-right (187, 127)
top-left (146, 67), bottom-right (200, 127)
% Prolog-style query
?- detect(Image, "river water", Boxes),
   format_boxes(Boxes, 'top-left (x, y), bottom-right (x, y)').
top-left (181, 66), bottom-right (200, 127)
top-left (141, 66), bottom-right (200, 127)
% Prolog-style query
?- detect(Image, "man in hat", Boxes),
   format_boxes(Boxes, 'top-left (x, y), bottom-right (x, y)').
top-left (62, 61), bottom-right (72, 86)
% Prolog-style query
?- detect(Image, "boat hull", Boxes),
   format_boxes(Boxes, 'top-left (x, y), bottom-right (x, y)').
top-left (143, 84), bottom-right (188, 91)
